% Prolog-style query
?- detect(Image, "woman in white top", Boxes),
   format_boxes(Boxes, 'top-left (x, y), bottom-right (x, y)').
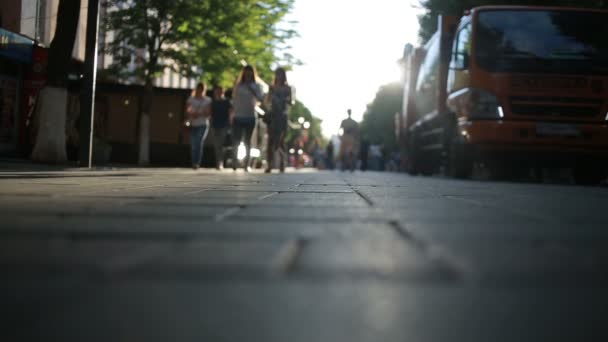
top-left (232, 65), bottom-right (264, 171)
top-left (186, 82), bottom-right (212, 169)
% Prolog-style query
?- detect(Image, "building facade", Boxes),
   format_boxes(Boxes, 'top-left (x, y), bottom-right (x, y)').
top-left (0, 0), bottom-right (199, 159)
top-left (2, 0), bottom-right (195, 87)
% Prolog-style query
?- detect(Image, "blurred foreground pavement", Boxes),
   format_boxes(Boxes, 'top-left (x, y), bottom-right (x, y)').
top-left (1, 165), bottom-right (608, 341)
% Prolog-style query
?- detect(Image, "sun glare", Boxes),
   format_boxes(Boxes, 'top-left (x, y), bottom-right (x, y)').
top-left (287, 0), bottom-right (422, 137)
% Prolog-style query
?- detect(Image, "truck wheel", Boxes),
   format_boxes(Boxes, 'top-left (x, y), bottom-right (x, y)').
top-left (415, 147), bottom-right (434, 176)
top-left (573, 165), bottom-right (606, 185)
top-left (487, 162), bottom-right (515, 181)
top-left (407, 163), bottom-right (419, 176)
top-left (419, 158), bottom-right (434, 176)
top-left (409, 134), bottom-right (434, 176)
top-left (406, 136), bottom-right (420, 175)
top-left (447, 133), bottom-right (473, 179)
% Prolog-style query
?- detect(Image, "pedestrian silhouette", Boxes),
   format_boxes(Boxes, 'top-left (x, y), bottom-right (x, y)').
top-left (340, 109), bottom-right (359, 172)
top-left (186, 82), bottom-right (211, 169)
top-left (232, 65), bottom-right (264, 172)
top-left (265, 67), bottom-right (294, 173)
top-left (210, 85), bottom-right (232, 170)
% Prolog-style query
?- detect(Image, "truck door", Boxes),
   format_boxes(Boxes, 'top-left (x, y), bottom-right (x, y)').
top-left (447, 20), bottom-right (472, 95)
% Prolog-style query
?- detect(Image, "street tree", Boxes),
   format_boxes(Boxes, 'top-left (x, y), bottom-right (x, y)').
top-left (102, 0), bottom-right (297, 165)
top-left (31, 0), bottom-right (81, 163)
top-left (360, 82), bottom-right (403, 152)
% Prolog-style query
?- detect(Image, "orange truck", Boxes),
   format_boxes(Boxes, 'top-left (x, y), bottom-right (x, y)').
top-left (398, 6), bottom-right (608, 184)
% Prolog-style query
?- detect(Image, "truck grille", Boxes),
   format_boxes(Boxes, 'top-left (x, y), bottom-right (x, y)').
top-left (509, 97), bottom-right (602, 118)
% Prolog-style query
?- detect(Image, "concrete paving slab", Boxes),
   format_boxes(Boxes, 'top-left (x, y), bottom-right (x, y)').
top-left (1, 167), bottom-right (608, 341)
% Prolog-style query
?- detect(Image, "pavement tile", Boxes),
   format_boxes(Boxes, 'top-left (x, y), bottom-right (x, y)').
top-left (402, 222), bottom-right (608, 286)
top-left (2, 167), bottom-right (608, 341)
top-left (4, 281), bottom-right (607, 342)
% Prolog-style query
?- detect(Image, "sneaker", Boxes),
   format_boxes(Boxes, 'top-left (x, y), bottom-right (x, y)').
top-left (244, 166), bottom-right (252, 173)
top-left (264, 168), bottom-right (271, 174)
top-left (192, 164), bottom-right (199, 170)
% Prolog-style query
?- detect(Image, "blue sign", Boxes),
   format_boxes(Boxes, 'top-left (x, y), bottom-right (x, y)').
top-left (0, 28), bottom-right (34, 63)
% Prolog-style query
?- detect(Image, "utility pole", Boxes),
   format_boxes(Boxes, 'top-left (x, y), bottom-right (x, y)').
top-left (79, 0), bottom-right (100, 167)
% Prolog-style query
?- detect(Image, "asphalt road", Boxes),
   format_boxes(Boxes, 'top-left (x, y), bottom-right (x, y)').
top-left (1, 166), bottom-right (607, 341)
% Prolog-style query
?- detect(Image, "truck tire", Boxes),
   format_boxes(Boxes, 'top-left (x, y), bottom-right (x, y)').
top-left (573, 165), bottom-right (606, 185)
top-left (447, 131), bottom-right (473, 179)
top-left (487, 162), bottom-right (515, 181)
top-left (409, 133), bottom-right (435, 176)
top-left (415, 147), bottom-right (434, 176)
top-left (406, 136), bottom-right (420, 175)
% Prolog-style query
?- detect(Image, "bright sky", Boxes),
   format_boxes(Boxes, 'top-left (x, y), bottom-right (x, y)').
top-left (285, 0), bottom-right (424, 137)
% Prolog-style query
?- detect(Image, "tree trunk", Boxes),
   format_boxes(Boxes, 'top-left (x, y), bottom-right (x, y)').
top-left (138, 79), bottom-right (153, 166)
top-left (31, 0), bottom-right (81, 163)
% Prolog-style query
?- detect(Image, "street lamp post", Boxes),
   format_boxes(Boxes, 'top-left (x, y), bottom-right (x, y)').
top-left (79, 0), bottom-right (100, 167)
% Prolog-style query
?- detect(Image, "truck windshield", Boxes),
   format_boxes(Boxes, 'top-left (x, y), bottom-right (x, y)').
top-left (476, 10), bottom-right (608, 74)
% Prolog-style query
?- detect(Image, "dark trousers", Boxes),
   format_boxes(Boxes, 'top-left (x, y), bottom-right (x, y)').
top-left (266, 114), bottom-right (287, 171)
top-left (212, 127), bottom-right (228, 168)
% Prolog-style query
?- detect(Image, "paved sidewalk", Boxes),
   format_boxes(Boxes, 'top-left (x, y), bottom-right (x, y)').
top-left (1, 167), bottom-right (608, 341)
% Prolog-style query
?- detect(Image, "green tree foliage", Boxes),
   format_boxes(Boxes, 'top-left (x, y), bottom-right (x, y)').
top-left (418, 0), bottom-right (608, 43)
top-left (360, 83), bottom-right (403, 151)
top-left (101, 0), bottom-right (297, 164)
top-left (101, 0), bottom-right (297, 87)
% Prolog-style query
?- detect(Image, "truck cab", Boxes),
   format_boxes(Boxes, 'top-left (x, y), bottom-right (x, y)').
top-left (400, 6), bottom-right (608, 183)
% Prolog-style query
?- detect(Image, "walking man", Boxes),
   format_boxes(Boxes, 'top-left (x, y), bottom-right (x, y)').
top-left (211, 86), bottom-right (232, 170)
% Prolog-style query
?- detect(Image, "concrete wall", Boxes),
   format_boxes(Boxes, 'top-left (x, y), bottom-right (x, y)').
top-left (7, 0), bottom-right (194, 88)
top-left (96, 85), bottom-right (189, 146)
top-left (4, 0), bottom-right (87, 61)
top-left (91, 83), bottom-right (207, 165)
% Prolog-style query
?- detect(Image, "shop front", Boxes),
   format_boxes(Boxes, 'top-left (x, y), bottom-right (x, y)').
top-left (0, 28), bottom-right (34, 157)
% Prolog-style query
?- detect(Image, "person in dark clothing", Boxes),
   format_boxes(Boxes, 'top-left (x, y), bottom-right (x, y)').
top-left (224, 88), bottom-right (233, 100)
top-left (360, 138), bottom-right (370, 171)
top-left (340, 109), bottom-right (359, 172)
top-left (211, 86), bottom-right (232, 170)
top-left (380, 144), bottom-right (388, 171)
top-left (326, 140), bottom-right (335, 170)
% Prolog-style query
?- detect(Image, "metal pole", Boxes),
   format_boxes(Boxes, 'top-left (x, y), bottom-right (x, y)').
top-left (79, 0), bottom-right (100, 167)
top-left (34, 0), bottom-right (40, 41)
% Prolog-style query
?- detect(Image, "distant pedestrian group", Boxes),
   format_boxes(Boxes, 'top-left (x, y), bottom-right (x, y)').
top-left (184, 65), bottom-right (294, 172)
